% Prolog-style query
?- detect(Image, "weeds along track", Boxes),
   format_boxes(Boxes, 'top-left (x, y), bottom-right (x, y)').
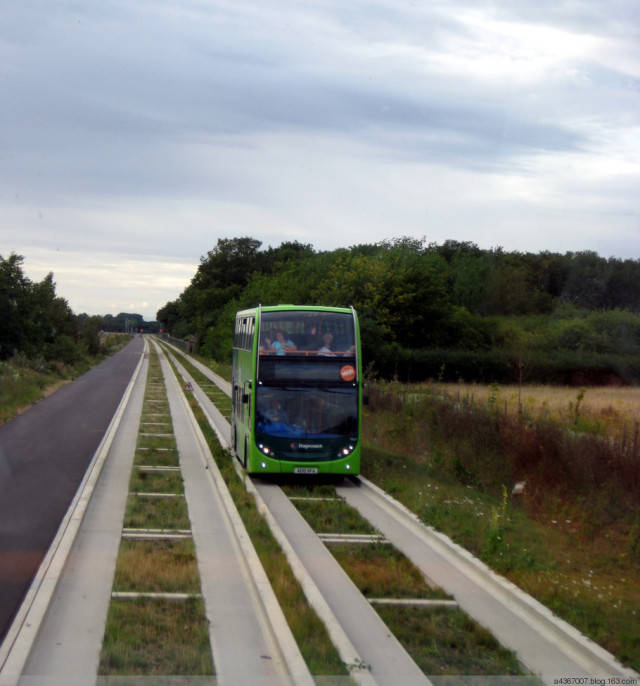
top-left (158, 338), bottom-right (640, 685)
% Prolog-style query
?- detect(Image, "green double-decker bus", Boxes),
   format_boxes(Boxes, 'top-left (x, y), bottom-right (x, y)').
top-left (231, 305), bottom-right (362, 475)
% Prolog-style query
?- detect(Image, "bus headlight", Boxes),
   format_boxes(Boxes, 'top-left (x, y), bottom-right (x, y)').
top-left (258, 443), bottom-right (273, 456)
top-left (339, 445), bottom-right (355, 457)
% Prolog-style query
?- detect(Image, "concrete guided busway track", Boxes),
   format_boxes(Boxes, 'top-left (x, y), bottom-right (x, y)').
top-left (163, 340), bottom-right (639, 685)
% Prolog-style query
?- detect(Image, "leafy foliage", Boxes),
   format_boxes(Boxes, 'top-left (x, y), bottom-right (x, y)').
top-left (1, 253), bottom-right (159, 363)
top-left (1, 254), bottom-right (77, 360)
top-left (155, 238), bottom-right (640, 384)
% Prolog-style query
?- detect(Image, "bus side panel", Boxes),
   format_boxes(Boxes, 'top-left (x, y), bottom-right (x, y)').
top-left (231, 311), bottom-right (257, 469)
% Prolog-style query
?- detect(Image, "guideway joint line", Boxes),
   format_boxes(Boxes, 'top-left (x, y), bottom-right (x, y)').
top-left (136, 447), bottom-right (176, 452)
top-left (111, 592), bottom-right (202, 600)
top-left (159, 344), bottom-right (315, 686)
top-left (121, 533), bottom-right (192, 540)
top-left (121, 528), bottom-right (191, 535)
top-left (0, 339), bottom-right (148, 685)
top-left (130, 492), bottom-right (182, 498)
top-left (368, 598), bottom-right (459, 608)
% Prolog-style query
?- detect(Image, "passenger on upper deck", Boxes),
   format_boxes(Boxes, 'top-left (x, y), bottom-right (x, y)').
top-left (259, 334), bottom-right (273, 353)
top-left (317, 332), bottom-right (334, 356)
top-left (300, 319), bottom-right (322, 349)
top-left (317, 332), bottom-right (356, 356)
top-left (271, 330), bottom-right (297, 355)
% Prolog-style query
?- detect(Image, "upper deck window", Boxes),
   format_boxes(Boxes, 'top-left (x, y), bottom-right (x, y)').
top-left (259, 311), bottom-right (355, 357)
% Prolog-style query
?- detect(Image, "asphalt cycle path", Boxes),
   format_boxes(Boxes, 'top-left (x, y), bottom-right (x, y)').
top-left (0, 336), bottom-right (145, 643)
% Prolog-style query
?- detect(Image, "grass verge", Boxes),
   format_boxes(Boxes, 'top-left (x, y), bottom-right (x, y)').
top-left (129, 469), bottom-right (184, 493)
top-left (361, 439), bottom-right (640, 670)
top-left (122, 494), bottom-right (190, 530)
top-left (0, 335), bottom-right (132, 426)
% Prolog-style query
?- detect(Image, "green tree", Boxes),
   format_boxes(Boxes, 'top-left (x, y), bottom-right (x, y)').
top-left (0, 253), bottom-right (30, 358)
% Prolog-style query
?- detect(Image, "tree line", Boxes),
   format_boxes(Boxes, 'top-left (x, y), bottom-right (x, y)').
top-left (155, 237), bottom-right (640, 385)
top-left (0, 253), bottom-right (158, 364)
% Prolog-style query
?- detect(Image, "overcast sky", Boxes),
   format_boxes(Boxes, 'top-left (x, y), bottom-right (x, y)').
top-left (2, 0), bottom-right (639, 320)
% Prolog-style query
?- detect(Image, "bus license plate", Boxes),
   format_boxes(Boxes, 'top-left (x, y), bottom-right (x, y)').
top-left (294, 467), bottom-right (318, 474)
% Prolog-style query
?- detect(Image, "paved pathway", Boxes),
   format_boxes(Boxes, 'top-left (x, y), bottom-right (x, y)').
top-left (0, 337), bottom-right (145, 642)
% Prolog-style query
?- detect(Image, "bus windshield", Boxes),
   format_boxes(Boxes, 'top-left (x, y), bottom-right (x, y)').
top-left (255, 386), bottom-right (357, 439)
top-left (259, 310), bottom-right (355, 357)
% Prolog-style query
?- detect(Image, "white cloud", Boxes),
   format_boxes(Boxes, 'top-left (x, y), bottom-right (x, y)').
top-left (11, 247), bottom-right (195, 320)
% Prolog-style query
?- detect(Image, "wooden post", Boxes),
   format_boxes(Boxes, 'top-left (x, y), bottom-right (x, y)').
top-left (518, 358), bottom-right (524, 416)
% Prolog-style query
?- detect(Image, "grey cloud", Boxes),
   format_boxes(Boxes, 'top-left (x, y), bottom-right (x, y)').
top-left (1, 0), bottom-right (639, 271)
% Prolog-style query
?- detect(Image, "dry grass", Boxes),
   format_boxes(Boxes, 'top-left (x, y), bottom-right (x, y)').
top-left (362, 392), bottom-right (640, 670)
top-left (113, 540), bottom-right (200, 592)
top-left (425, 382), bottom-right (640, 438)
top-left (329, 543), bottom-right (450, 599)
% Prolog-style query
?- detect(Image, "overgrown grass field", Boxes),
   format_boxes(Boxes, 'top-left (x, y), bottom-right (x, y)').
top-left (424, 382), bottom-right (640, 439)
top-left (363, 381), bottom-right (640, 670)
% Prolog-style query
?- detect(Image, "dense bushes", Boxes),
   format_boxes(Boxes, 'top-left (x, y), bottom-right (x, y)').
top-left (371, 346), bottom-right (640, 385)
top-left (0, 253), bottom-right (105, 362)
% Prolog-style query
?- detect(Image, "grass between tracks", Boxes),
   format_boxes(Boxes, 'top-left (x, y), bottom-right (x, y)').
top-left (99, 345), bottom-right (214, 676)
top-left (168, 353), bottom-right (349, 678)
top-left (286, 484), bottom-right (526, 677)
top-left (100, 598), bottom-right (212, 676)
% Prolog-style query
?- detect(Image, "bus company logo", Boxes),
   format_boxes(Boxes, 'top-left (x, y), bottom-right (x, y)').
top-left (297, 443), bottom-right (323, 450)
top-left (339, 364), bottom-right (356, 382)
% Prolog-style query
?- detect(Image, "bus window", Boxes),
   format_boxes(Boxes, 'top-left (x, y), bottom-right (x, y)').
top-left (259, 311), bottom-right (355, 356)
